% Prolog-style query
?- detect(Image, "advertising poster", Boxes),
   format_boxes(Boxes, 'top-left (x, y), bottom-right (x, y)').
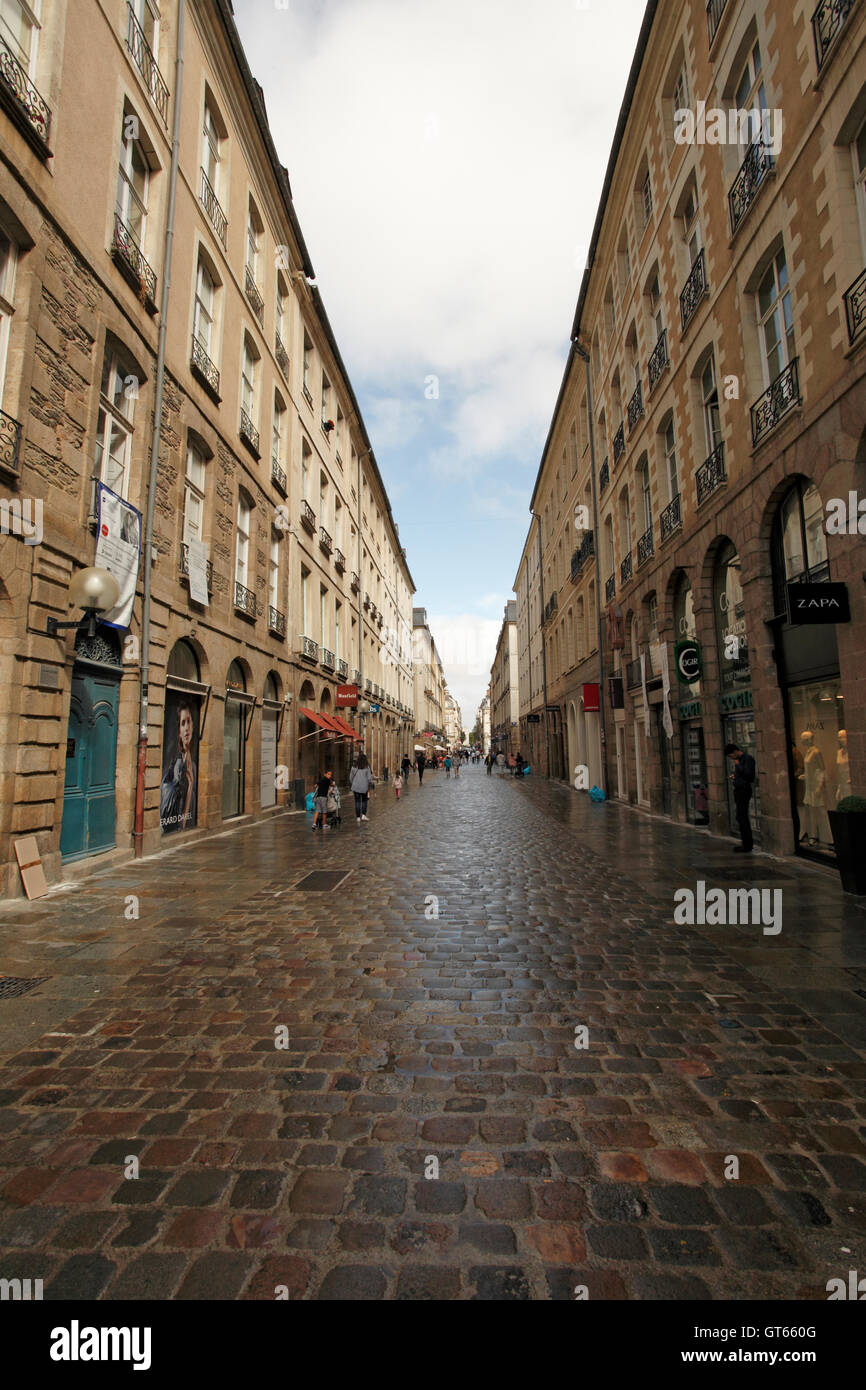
top-left (94, 483), bottom-right (142, 630)
top-left (160, 688), bottom-right (201, 835)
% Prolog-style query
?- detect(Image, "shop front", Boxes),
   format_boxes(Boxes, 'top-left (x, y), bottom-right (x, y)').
top-left (713, 541), bottom-right (761, 841)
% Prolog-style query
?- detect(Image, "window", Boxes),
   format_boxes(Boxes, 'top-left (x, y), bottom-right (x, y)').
top-left (663, 418), bottom-right (678, 499)
top-left (320, 584), bottom-right (328, 646)
top-left (319, 471), bottom-right (328, 529)
top-left (735, 40), bottom-right (766, 148)
top-left (604, 281), bottom-right (616, 339)
top-left (301, 564), bottom-right (310, 632)
top-left (116, 111), bottom-right (149, 244)
top-left (193, 256), bottom-right (215, 354)
top-left (276, 275), bottom-right (288, 345)
top-left (638, 458), bottom-right (652, 531)
top-left (775, 480), bottom-right (829, 591)
top-left (321, 372), bottom-right (331, 428)
top-left (757, 248), bottom-right (795, 384)
top-left (683, 185), bottom-right (701, 265)
top-left (618, 231), bottom-right (631, 291)
top-left (132, 0), bottom-right (158, 53)
top-left (95, 344), bottom-right (136, 497)
top-left (853, 116), bottom-right (866, 258)
top-left (269, 533), bottom-right (279, 610)
top-left (335, 599), bottom-right (342, 660)
top-left (672, 64), bottom-right (689, 125)
top-left (334, 495), bottom-right (342, 547)
top-left (647, 593), bottom-right (659, 639)
top-left (235, 494), bottom-right (250, 587)
top-left (202, 98), bottom-right (221, 194)
top-left (701, 356), bottom-right (722, 455)
top-left (301, 437), bottom-right (311, 500)
top-left (0, 227), bottom-right (18, 401)
top-left (604, 515), bottom-right (615, 576)
top-left (642, 170), bottom-right (653, 229)
top-left (183, 441), bottom-right (206, 546)
top-left (0, 0), bottom-right (39, 75)
top-left (272, 393), bottom-right (285, 466)
top-left (303, 334), bottom-right (312, 393)
top-left (241, 335), bottom-right (258, 422)
top-left (649, 272), bottom-right (664, 339)
top-left (246, 201), bottom-right (260, 282)
top-left (619, 488), bottom-right (632, 555)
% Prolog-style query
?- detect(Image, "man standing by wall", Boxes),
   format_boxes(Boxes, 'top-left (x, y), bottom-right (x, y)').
top-left (726, 743), bottom-right (756, 854)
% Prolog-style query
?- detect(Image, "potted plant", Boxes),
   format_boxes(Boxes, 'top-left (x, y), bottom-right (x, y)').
top-left (828, 795), bottom-right (866, 895)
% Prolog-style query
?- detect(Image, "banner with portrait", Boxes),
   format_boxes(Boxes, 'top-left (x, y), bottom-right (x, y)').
top-left (94, 483), bottom-right (141, 630)
top-left (160, 688), bottom-right (201, 834)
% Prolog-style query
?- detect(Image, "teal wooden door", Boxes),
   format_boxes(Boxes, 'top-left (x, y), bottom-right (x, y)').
top-left (60, 667), bottom-right (120, 861)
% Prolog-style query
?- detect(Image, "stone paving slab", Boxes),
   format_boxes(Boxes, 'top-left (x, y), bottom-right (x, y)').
top-left (0, 767), bottom-right (864, 1299)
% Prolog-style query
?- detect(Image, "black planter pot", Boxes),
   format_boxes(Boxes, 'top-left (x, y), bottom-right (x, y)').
top-left (828, 811), bottom-right (866, 895)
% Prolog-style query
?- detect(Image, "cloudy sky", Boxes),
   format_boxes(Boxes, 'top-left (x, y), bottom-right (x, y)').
top-left (234, 0), bottom-right (647, 726)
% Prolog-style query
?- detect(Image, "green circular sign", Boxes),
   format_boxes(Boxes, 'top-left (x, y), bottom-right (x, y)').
top-left (675, 640), bottom-right (702, 685)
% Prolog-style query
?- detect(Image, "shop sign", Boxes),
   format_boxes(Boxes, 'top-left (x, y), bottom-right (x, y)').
top-left (721, 689), bottom-right (753, 714)
top-left (787, 582), bottom-right (850, 625)
top-left (582, 684), bottom-right (600, 713)
top-left (526, 714), bottom-right (541, 724)
top-left (675, 640), bottom-right (702, 685)
top-left (679, 700), bottom-right (702, 721)
top-left (336, 684), bottom-right (358, 708)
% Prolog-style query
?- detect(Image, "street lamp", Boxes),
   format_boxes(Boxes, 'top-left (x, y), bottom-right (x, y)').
top-left (46, 567), bottom-right (120, 639)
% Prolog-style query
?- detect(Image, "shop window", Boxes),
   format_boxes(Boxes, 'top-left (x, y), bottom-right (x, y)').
top-left (772, 479), bottom-right (829, 613)
top-left (713, 540), bottom-right (750, 692)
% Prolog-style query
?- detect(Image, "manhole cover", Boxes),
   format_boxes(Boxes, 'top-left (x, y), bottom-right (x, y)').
top-left (294, 870), bottom-right (352, 892)
top-left (0, 976), bottom-right (47, 999)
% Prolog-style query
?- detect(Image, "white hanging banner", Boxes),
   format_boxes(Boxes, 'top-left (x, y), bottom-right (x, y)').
top-left (640, 651), bottom-right (650, 727)
top-left (94, 483), bottom-right (141, 630)
top-left (660, 640), bottom-right (674, 739)
top-left (187, 539), bottom-right (210, 607)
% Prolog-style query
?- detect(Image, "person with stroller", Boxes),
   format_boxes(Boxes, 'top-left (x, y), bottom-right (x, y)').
top-left (350, 753), bottom-right (375, 823)
top-left (311, 769), bottom-right (334, 832)
top-left (326, 779), bottom-right (342, 828)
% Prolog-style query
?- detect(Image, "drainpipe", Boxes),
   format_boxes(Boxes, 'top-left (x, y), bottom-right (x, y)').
top-left (133, 1), bottom-right (186, 856)
top-left (574, 340), bottom-right (608, 797)
top-left (532, 509), bottom-right (551, 780)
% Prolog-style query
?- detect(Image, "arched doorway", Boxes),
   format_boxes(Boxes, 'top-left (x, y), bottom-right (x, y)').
top-left (297, 679), bottom-right (318, 786)
top-left (60, 627), bottom-right (123, 861)
top-left (160, 639), bottom-right (204, 836)
top-left (261, 672), bottom-right (281, 809)
top-left (222, 660), bottom-right (248, 819)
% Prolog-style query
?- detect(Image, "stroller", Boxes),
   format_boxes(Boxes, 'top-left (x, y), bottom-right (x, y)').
top-left (326, 782), bottom-right (342, 829)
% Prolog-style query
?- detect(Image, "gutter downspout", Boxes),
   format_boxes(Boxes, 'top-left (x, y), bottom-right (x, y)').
top-left (575, 340), bottom-right (608, 797)
top-left (134, 0), bottom-right (186, 856)
top-left (532, 509), bottom-right (550, 780)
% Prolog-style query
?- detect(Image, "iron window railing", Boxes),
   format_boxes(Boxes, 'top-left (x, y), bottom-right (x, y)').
top-left (599, 457), bottom-right (610, 495)
top-left (812, 0), bottom-right (858, 71)
top-left (300, 500), bottom-right (316, 534)
top-left (239, 409), bottom-right (260, 456)
top-left (271, 457), bottom-right (287, 495)
top-left (200, 168), bottom-right (227, 247)
top-left (696, 442), bottom-right (727, 505)
top-left (244, 265), bottom-right (264, 324)
top-left (620, 551), bottom-right (633, 585)
top-left (0, 31), bottom-right (51, 151)
top-left (338, 659), bottom-right (349, 679)
top-left (843, 267), bottom-right (866, 346)
top-left (729, 139), bottom-right (774, 237)
top-left (234, 581), bottom-right (257, 618)
top-left (350, 572), bottom-right (360, 592)
top-left (275, 335), bottom-right (290, 379)
top-left (321, 648), bottom-right (336, 671)
top-left (190, 334), bottom-right (220, 399)
top-left (751, 358), bottom-right (801, 447)
top-left (660, 493), bottom-right (682, 542)
top-left (648, 329), bottom-right (669, 393)
top-left (707, 0), bottom-right (730, 46)
top-left (0, 409), bottom-right (22, 474)
top-left (353, 669), bottom-right (362, 685)
top-left (268, 606), bottom-right (286, 639)
top-left (334, 548), bottom-right (346, 572)
top-left (605, 575), bottom-right (616, 603)
top-left (637, 527), bottom-right (654, 568)
top-left (125, 3), bottom-right (169, 124)
top-left (319, 527), bottom-right (332, 556)
top-left (627, 381), bottom-right (644, 433)
top-left (302, 384), bottom-right (313, 409)
top-left (571, 529), bottom-right (595, 581)
top-left (680, 250), bottom-right (708, 332)
top-left (111, 213), bottom-right (157, 308)
top-left (301, 636), bottom-right (318, 661)
top-left (613, 423), bottom-right (626, 465)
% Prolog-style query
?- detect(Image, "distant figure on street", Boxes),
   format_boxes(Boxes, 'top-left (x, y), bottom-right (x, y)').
top-left (401, 754), bottom-right (412, 784)
top-left (312, 768), bottom-right (334, 832)
top-left (416, 752), bottom-right (426, 785)
top-left (496, 751), bottom-right (506, 774)
top-left (350, 753), bottom-right (374, 824)
top-left (393, 771), bottom-right (403, 800)
top-left (508, 754), bottom-right (516, 776)
top-left (486, 752), bottom-right (493, 776)
top-left (444, 755), bottom-right (452, 778)
top-left (726, 742), bottom-right (756, 853)
top-left (454, 755), bottom-right (460, 777)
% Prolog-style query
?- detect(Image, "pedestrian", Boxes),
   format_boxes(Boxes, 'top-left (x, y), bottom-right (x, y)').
top-left (350, 753), bottom-right (375, 824)
top-left (454, 755), bottom-right (460, 778)
top-left (486, 752), bottom-right (493, 776)
top-left (726, 742), bottom-right (756, 853)
top-left (401, 754), bottom-right (412, 782)
top-left (508, 753), bottom-right (516, 777)
top-left (496, 751), bottom-right (506, 775)
top-left (416, 751), bottom-right (426, 785)
top-left (444, 754), bottom-right (452, 778)
top-left (311, 768), bottom-right (334, 832)
top-left (393, 771), bottom-right (403, 800)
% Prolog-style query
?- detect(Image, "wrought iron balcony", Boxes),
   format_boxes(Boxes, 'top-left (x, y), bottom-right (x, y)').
top-left (275, 334), bottom-right (290, 379)
top-left (300, 500), bottom-right (316, 535)
top-left (613, 423), bottom-right (626, 465)
top-left (333, 548), bottom-right (346, 573)
top-left (605, 575), bottom-right (616, 604)
top-left (239, 409), bottom-right (260, 456)
top-left (627, 381), bottom-right (644, 433)
top-left (200, 168), bottom-right (227, 248)
top-left (0, 409), bottom-right (22, 475)
top-left (696, 442), bottom-right (727, 506)
top-left (271, 456), bottom-right (287, 496)
top-left (337, 659), bottom-right (349, 679)
top-left (111, 213), bottom-right (157, 311)
top-left (364, 593), bottom-right (371, 610)
top-left (599, 457), bottom-right (610, 495)
top-left (660, 493), bottom-right (682, 542)
top-left (813, 0), bottom-right (857, 71)
top-left (377, 612), bottom-right (384, 628)
top-left (321, 648), bottom-right (336, 671)
top-left (620, 551), bottom-right (633, 586)
top-left (300, 636), bottom-right (319, 661)
top-left (302, 383), bottom-right (313, 409)
top-left (179, 542), bottom-right (213, 590)
top-left (751, 358), bottom-right (800, 446)
top-left (707, 0), bottom-right (730, 46)
top-left (843, 267), bottom-right (866, 346)
top-left (190, 334), bottom-right (220, 400)
top-left (626, 657), bottom-right (643, 690)
top-left (126, 3), bottom-right (169, 124)
top-left (647, 329), bottom-right (669, 393)
top-left (234, 581), bottom-right (257, 618)
top-left (680, 250), bottom-right (708, 332)
top-left (245, 265), bottom-right (264, 325)
top-left (570, 529), bottom-right (595, 581)
top-left (350, 571), bottom-right (360, 593)
top-left (268, 606), bottom-right (286, 639)
top-left (0, 32), bottom-right (51, 152)
top-left (729, 139), bottom-right (774, 237)
top-left (319, 527), bottom-right (332, 556)
top-left (365, 678), bottom-right (373, 693)
top-left (336, 451), bottom-right (343, 469)
top-left (353, 669), bottom-right (362, 685)
top-left (637, 526), bottom-right (654, 568)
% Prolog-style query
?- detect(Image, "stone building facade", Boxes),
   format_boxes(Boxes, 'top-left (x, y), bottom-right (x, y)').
top-left (0, 0), bottom-right (414, 897)
top-left (412, 607), bottom-right (447, 756)
top-left (521, 0), bottom-right (866, 865)
top-left (489, 600), bottom-right (519, 757)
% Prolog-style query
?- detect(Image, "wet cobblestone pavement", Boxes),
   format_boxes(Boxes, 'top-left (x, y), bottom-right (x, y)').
top-left (1, 765), bottom-right (865, 1301)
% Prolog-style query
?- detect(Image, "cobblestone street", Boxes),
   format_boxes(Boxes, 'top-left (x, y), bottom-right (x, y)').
top-left (1, 764), bottom-right (865, 1301)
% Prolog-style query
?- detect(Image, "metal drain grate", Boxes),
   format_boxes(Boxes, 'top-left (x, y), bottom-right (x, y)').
top-left (294, 870), bottom-right (352, 892)
top-left (0, 976), bottom-right (47, 999)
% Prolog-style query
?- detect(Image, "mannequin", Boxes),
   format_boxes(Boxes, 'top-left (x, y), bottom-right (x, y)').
top-left (836, 729), bottom-right (851, 803)
top-left (800, 730), bottom-right (828, 845)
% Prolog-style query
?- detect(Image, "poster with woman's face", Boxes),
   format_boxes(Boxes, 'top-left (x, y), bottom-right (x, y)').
top-left (160, 690), bottom-right (201, 834)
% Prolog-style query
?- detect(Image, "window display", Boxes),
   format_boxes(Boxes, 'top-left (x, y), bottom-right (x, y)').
top-left (788, 680), bottom-right (846, 853)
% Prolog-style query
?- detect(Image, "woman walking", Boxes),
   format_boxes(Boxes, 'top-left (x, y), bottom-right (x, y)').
top-left (350, 753), bottom-right (375, 824)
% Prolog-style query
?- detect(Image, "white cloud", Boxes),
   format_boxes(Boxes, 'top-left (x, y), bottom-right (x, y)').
top-left (427, 610), bottom-right (507, 717)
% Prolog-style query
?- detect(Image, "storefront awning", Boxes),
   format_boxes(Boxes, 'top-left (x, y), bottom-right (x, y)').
top-left (329, 714), bottom-right (362, 741)
top-left (298, 707), bottom-right (337, 732)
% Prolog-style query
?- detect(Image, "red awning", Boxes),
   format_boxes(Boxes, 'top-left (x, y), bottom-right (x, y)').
top-left (329, 714), bottom-right (362, 741)
top-left (298, 707), bottom-right (337, 732)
